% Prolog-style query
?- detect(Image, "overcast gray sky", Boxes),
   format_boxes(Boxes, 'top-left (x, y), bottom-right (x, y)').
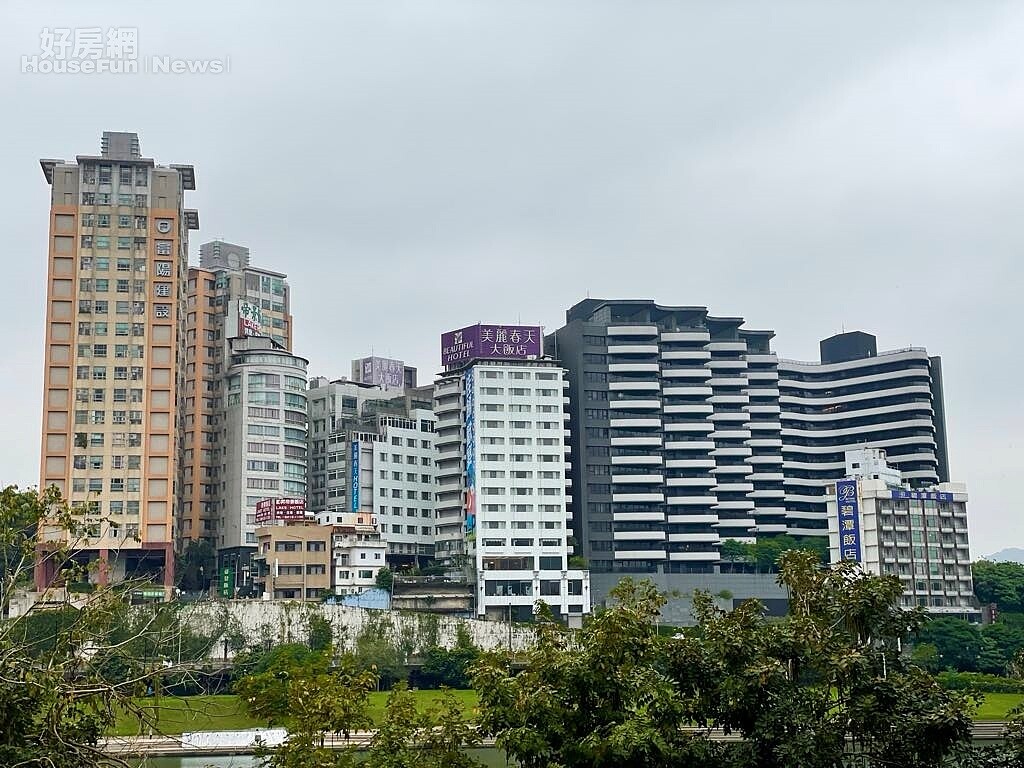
top-left (1, 1), bottom-right (1020, 557)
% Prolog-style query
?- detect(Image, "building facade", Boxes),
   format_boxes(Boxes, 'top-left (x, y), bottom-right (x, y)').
top-left (218, 336), bottom-right (309, 590)
top-left (435, 324), bottom-right (590, 622)
top-left (252, 520), bottom-right (332, 600)
top-left (779, 332), bottom-right (949, 529)
top-left (179, 240), bottom-right (294, 546)
top-left (827, 449), bottom-right (976, 619)
top-left (306, 376), bottom-right (437, 569)
top-left (554, 299), bottom-right (786, 579)
top-left (37, 131), bottom-right (197, 591)
top-left (351, 356), bottom-right (418, 391)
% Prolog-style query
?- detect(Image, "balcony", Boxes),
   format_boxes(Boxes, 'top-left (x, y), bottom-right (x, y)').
top-left (661, 368), bottom-right (712, 379)
top-left (661, 331), bottom-right (710, 342)
top-left (607, 325), bottom-right (658, 337)
top-left (610, 417), bottom-right (662, 429)
top-left (712, 500), bottom-right (755, 511)
top-left (611, 454), bottom-right (663, 466)
top-left (613, 511), bottom-right (665, 522)
top-left (667, 533), bottom-right (719, 543)
top-left (707, 342), bottom-right (747, 352)
top-left (664, 458), bottom-right (716, 469)
top-left (666, 477), bottom-right (716, 487)
top-left (666, 513), bottom-right (719, 524)
top-left (610, 436), bottom-right (663, 447)
top-left (668, 551), bottom-right (721, 561)
top-left (709, 429), bottom-right (751, 440)
top-left (610, 399), bottom-right (661, 410)
top-left (664, 440), bottom-right (715, 451)
top-left (608, 344), bottom-right (659, 355)
top-left (609, 362), bottom-right (660, 374)
top-left (713, 482), bottom-right (754, 493)
top-left (663, 403), bottom-right (713, 415)
top-left (663, 385), bottom-right (713, 397)
top-left (707, 377), bottom-right (748, 388)
top-left (665, 496), bottom-right (716, 506)
top-left (664, 422), bottom-right (713, 433)
top-left (612, 492), bottom-right (664, 503)
top-left (609, 380), bottom-right (660, 392)
top-left (613, 530), bottom-right (667, 541)
top-left (612, 473), bottom-right (664, 484)
top-left (613, 550), bottom-right (667, 562)
top-left (660, 350), bottom-right (711, 361)
top-left (711, 446), bottom-right (751, 457)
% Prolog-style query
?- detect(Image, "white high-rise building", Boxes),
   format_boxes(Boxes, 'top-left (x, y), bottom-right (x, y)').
top-left (218, 335), bottom-right (309, 591)
top-left (434, 324), bottom-right (591, 623)
top-left (827, 448), bottom-right (977, 619)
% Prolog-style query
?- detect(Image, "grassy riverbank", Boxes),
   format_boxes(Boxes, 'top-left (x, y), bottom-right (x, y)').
top-left (112, 690), bottom-right (479, 736)
top-left (112, 689), bottom-right (1018, 736)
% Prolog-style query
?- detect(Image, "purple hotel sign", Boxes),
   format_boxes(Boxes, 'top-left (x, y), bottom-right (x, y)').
top-left (441, 324), bottom-right (542, 369)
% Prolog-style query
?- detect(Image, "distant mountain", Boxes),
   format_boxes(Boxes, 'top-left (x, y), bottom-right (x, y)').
top-left (985, 547), bottom-right (1024, 564)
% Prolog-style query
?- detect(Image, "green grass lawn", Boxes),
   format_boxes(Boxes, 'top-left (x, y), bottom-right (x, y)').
top-left (111, 689), bottom-right (1020, 736)
top-left (973, 693), bottom-right (1024, 720)
top-left (111, 690), bottom-right (480, 736)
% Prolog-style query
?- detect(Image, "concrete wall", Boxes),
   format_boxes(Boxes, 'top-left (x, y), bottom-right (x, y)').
top-left (180, 600), bottom-right (534, 655)
top-left (589, 572), bottom-right (788, 626)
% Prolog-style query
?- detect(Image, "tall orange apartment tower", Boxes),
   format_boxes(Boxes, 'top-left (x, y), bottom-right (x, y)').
top-left (37, 131), bottom-right (197, 592)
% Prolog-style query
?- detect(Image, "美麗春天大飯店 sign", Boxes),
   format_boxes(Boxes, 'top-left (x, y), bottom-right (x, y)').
top-left (440, 324), bottom-right (542, 369)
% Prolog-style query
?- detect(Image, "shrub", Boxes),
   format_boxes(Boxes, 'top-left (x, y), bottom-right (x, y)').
top-left (936, 671), bottom-right (1024, 694)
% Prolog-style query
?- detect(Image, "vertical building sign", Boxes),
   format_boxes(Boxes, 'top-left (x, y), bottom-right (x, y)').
top-left (836, 479), bottom-right (863, 563)
top-left (464, 368), bottom-right (476, 539)
top-left (350, 440), bottom-right (361, 512)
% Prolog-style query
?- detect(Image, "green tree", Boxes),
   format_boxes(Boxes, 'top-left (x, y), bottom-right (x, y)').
top-left (0, 485), bottom-right (197, 765)
top-left (250, 656), bottom-right (377, 768)
top-left (418, 645), bottom-right (479, 689)
top-left (368, 684), bottom-right (485, 768)
top-left (375, 567), bottom-right (394, 593)
top-left (473, 580), bottom-right (723, 768)
top-left (973, 559), bottom-right (1024, 612)
top-left (0, 486), bottom-right (40, 596)
top-left (672, 551), bottom-right (975, 768)
top-left (475, 555), bottom-right (977, 768)
top-left (917, 617), bottom-right (983, 672)
top-left (235, 646), bottom-right (331, 725)
top-left (308, 613), bottom-right (333, 652)
top-left (718, 538), bottom-right (750, 563)
top-left (910, 642), bottom-right (942, 673)
top-left (175, 539), bottom-right (216, 593)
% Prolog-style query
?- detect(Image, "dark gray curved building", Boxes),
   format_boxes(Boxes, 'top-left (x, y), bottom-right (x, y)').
top-left (778, 332), bottom-right (949, 531)
top-left (555, 302), bottom-right (950, 609)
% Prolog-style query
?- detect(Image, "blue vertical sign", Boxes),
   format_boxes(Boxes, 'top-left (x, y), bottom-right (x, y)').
top-left (464, 368), bottom-right (476, 539)
top-left (835, 478), bottom-right (862, 562)
top-left (350, 440), bottom-right (360, 512)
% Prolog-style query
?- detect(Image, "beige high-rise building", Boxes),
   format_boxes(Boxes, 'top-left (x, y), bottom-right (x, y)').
top-left (37, 132), bottom-right (197, 592)
top-left (179, 241), bottom-right (294, 552)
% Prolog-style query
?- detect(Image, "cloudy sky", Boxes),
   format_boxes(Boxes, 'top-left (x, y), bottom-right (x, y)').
top-left (1, 1), bottom-right (1020, 557)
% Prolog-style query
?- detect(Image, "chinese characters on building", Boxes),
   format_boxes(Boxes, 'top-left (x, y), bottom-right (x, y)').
top-left (836, 478), bottom-right (863, 563)
top-left (440, 324), bottom-right (542, 369)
